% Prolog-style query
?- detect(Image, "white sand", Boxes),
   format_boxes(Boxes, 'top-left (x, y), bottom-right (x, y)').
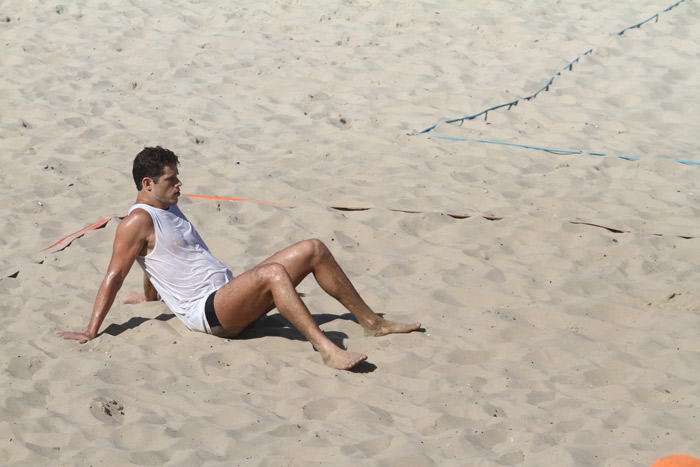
top-left (1, 0), bottom-right (699, 465)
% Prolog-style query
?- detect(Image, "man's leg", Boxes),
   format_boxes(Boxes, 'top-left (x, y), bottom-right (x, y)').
top-left (212, 260), bottom-right (367, 370)
top-left (212, 239), bottom-right (419, 369)
top-left (257, 239), bottom-right (421, 336)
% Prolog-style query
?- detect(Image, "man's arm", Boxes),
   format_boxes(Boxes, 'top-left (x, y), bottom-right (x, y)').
top-left (143, 273), bottom-right (160, 301)
top-left (58, 211), bottom-right (151, 343)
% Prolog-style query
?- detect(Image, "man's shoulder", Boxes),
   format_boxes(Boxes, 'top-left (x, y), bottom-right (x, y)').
top-left (128, 203), bottom-right (154, 216)
top-left (125, 207), bottom-right (153, 222)
top-left (117, 208), bottom-right (154, 237)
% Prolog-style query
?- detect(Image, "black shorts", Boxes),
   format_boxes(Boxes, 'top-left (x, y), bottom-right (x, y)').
top-left (204, 290), bottom-right (224, 331)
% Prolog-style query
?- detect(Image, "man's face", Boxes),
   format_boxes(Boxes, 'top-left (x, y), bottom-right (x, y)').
top-left (151, 165), bottom-right (182, 206)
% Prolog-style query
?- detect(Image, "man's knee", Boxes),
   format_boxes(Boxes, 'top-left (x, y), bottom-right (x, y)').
top-left (302, 238), bottom-right (329, 259)
top-left (258, 262), bottom-right (290, 285)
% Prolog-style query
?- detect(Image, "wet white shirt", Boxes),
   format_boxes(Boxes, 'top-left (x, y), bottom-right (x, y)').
top-left (129, 203), bottom-right (233, 332)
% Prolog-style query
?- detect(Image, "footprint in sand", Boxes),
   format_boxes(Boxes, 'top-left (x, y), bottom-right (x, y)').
top-left (89, 398), bottom-right (125, 425)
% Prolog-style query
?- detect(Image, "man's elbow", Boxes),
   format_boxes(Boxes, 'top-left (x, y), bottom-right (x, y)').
top-left (104, 271), bottom-right (126, 291)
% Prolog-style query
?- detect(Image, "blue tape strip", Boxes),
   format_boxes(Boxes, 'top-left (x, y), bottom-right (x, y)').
top-left (433, 135), bottom-right (699, 165)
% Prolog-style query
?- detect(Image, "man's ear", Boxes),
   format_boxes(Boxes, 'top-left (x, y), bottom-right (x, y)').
top-left (142, 177), bottom-right (154, 191)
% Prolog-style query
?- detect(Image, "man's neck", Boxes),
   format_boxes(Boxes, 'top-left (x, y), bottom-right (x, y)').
top-left (135, 196), bottom-right (170, 210)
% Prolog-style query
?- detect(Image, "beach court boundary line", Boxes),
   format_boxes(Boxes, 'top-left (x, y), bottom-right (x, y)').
top-left (414, 0), bottom-right (687, 136)
top-left (40, 193), bottom-right (696, 254)
top-left (432, 135), bottom-right (700, 166)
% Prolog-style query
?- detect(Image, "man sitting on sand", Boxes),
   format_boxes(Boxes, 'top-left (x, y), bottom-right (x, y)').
top-left (59, 146), bottom-right (420, 370)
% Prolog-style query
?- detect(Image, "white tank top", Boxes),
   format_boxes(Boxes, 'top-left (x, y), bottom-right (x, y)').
top-left (128, 203), bottom-right (234, 331)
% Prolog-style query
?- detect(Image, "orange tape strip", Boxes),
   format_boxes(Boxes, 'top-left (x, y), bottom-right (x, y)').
top-left (42, 217), bottom-right (112, 253)
top-left (181, 196), bottom-right (694, 237)
top-left (570, 221), bottom-right (694, 239)
top-left (42, 196), bottom-right (695, 253)
top-left (183, 194), bottom-right (293, 205)
top-left (184, 194), bottom-right (493, 219)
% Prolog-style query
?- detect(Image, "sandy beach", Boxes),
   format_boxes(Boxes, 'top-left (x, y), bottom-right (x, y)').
top-left (1, 0), bottom-right (699, 465)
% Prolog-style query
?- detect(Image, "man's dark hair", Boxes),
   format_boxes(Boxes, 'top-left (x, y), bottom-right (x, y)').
top-left (132, 146), bottom-right (180, 190)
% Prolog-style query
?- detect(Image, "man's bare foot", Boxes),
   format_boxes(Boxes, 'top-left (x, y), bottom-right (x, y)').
top-left (363, 318), bottom-right (421, 337)
top-left (321, 347), bottom-right (368, 370)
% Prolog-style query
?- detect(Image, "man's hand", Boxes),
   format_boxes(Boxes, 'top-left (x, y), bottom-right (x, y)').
top-left (57, 331), bottom-right (94, 344)
top-left (123, 291), bottom-right (147, 304)
top-left (123, 289), bottom-right (160, 304)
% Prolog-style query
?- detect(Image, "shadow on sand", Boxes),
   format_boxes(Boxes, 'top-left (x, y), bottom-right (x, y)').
top-left (101, 311), bottom-right (391, 372)
top-left (101, 312), bottom-right (175, 337)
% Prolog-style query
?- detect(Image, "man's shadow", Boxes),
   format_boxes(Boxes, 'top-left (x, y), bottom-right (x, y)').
top-left (101, 312), bottom-right (175, 337)
top-left (237, 312), bottom-right (378, 373)
top-left (101, 311), bottom-right (377, 372)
